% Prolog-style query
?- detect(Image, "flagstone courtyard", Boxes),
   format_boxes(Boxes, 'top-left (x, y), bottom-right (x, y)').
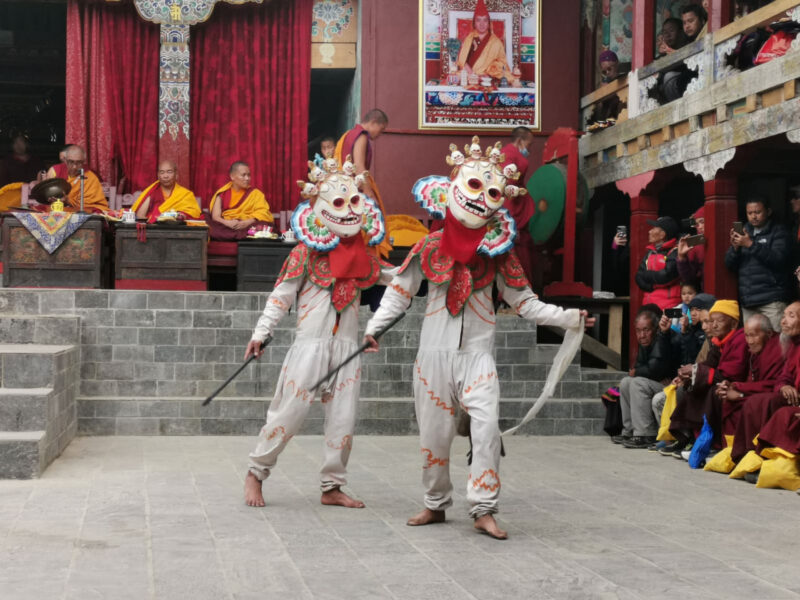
top-left (1, 435), bottom-right (798, 599)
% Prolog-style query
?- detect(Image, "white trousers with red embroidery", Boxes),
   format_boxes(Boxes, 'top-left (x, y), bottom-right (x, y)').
top-left (414, 349), bottom-right (501, 518)
top-left (248, 337), bottom-right (360, 492)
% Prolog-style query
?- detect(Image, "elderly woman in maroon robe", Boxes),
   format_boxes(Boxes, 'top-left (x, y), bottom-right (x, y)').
top-left (718, 314), bottom-right (782, 439)
top-left (732, 301), bottom-right (800, 462)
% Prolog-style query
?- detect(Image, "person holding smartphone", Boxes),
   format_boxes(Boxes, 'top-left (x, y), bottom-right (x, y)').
top-left (725, 196), bottom-right (791, 331)
top-left (677, 207), bottom-right (706, 290)
top-left (634, 216), bottom-right (681, 310)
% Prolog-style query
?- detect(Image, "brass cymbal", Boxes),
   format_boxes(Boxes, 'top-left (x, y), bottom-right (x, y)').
top-left (31, 177), bottom-right (71, 203)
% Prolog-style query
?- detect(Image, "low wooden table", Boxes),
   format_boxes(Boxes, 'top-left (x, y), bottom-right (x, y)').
top-left (1, 214), bottom-right (109, 288)
top-left (115, 222), bottom-right (208, 290)
top-left (236, 239), bottom-right (296, 291)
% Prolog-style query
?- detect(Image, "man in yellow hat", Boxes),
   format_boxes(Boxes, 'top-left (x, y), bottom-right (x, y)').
top-left (662, 300), bottom-right (748, 456)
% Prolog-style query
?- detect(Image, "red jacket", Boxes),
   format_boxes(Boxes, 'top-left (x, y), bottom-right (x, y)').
top-left (635, 238), bottom-right (681, 310)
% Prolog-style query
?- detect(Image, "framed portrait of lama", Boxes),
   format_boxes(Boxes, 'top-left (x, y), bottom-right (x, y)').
top-left (419, 0), bottom-right (540, 130)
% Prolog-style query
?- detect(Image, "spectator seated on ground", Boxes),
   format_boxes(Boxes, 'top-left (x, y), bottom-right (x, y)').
top-left (613, 310), bottom-right (675, 449)
top-left (676, 206), bottom-right (705, 291)
top-left (669, 281), bottom-right (698, 334)
top-left (207, 161), bottom-right (273, 241)
top-left (662, 300), bottom-right (748, 457)
top-left (586, 50), bottom-right (627, 131)
top-left (678, 292), bottom-right (715, 365)
top-left (132, 161), bottom-right (200, 223)
top-left (650, 293), bottom-right (716, 435)
top-left (725, 196), bottom-right (791, 332)
top-left (730, 301), bottom-right (800, 463)
top-left (715, 314), bottom-right (783, 455)
top-left (635, 216), bottom-right (681, 311)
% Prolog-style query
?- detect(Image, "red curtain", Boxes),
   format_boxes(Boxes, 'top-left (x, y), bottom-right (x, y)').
top-left (189, 0), bottom-right (312, 212)
top-left (66, 0), bottom-right (159, 189)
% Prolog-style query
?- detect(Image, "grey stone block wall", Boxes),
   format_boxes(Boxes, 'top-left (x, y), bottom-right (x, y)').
top-left (0, 290), bottom-right (622, 437)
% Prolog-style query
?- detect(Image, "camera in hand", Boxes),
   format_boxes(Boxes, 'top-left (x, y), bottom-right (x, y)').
top-left (683, 234), bottom-right (705, 247)
top-left (616, 225), bottom-right (627, 238)
top-left (664, 308), bottom-right (683, 319)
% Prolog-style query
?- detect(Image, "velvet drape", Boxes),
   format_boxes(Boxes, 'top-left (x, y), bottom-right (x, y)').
top-left (189, 0), bottom-right (312, 212)
top-left (66, 0), bottom-right (159, 189)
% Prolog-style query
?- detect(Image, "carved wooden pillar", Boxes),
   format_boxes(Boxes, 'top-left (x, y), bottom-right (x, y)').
top-left (703, 176), bottom-right (738, 300)
top-left (631, 0), bottom-right (654, 69)
top-left (159, 24), bottom-right (191, 180)
top-left (684, 148), bottom-right (738, 300)
top-left (617, 171), bottom-right (657, 367)
top-left (708, 0), bottom-right (731, 33)
top-left (129, 0), bottom-right (264, 183)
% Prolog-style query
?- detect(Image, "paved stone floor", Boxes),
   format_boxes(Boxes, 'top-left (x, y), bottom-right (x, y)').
top-left (1, 435), bottom-right (798, 600)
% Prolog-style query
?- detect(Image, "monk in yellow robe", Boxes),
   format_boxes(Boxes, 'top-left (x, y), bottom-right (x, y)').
top-left (208, 161), bottom-right (273, 240)
top-left (456, 0), bottom-right (517, 84)
top-left (44, 145), bottom-right (107, 213)
top-left (132, 161), bottom-right (201, 223)
top-left (335, 109), bottom-right (392, 257)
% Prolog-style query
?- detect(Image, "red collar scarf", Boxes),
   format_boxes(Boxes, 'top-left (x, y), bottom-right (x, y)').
top-left (329, 233), bottom-right (372, 278)
top-left (439, 211), bottom-right (486, 265)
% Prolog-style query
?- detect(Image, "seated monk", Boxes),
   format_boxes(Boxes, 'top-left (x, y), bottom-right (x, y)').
top-left (43, 145), bottom-right (107, 213)
top-left (731, 301), bottom-right (800, 462)
top-left (208, 161), bottom-right (273, 240)
top-left (456, 0), bottom-right (518, 85)
top-left (132, 161), bottom-right (201, 223)
top-left (665, 300), bottom-right (747, 451)
top-left (757, 405), bottom-right (800, 458)
top-left (718, 314), bottom-right (782, 441)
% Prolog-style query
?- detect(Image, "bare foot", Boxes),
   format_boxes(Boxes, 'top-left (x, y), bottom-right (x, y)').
top-left (474, 514), bottom-right (507, 539)
top-left (321, 487), bottom-right (365, 508)
top-left (244, 472), bottom-right (265, 507)
top-left (406, 508), bottom-right (445, 526)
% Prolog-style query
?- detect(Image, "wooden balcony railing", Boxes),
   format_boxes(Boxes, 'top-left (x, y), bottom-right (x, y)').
top-left (578, 0), bottom-right (800, 189)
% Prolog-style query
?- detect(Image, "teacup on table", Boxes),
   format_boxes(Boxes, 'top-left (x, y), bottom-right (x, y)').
top-left (281, 231), bottom-right (296, 243)
top-left (122, 210), bottom-right (136, 224)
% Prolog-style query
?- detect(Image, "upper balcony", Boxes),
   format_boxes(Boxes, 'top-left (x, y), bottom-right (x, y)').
top-left (579, 0), bottom-right (800, 189)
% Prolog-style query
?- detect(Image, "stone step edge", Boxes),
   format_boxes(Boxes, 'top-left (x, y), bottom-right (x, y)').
top-left (0, 387), bottom-right (53, 396)
top-left (77, 396), bottom-right (602, 403)
top-left (0, 343), bottom-right (75, 353)
top-left (0, 430), bottom-right (46, 441)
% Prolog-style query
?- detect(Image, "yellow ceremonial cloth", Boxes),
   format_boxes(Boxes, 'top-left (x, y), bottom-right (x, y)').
top-left (385, 215), bottom-right (429, 247)
top-left (209, 182), bottom-right (273, 222)
top-left (132, 181), bottom-right (201, 219)
top-left (63, 170), bottom-right (108, 213)
top-left (457, 32), bottom-right (512, 80)
top-left (0, 182), bottom-right (23, 212)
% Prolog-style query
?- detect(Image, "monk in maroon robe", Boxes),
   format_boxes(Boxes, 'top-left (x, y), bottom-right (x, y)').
top-left (757, 407), bottom-right (800, 455)
top-left (719, 314), bottom-right (782, 440)
top-left (501, 126), bottom-right (535, 283)
top-left (731, 301), bottom-right (800, 461)
top-left (668, 301), bottom-right (748, 447)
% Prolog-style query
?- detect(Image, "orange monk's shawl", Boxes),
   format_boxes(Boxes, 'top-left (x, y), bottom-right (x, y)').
top-left (132, 181), bottom-right (201, 220)
top-left (63, 170), bottom-right (107, 213)
top-left (209, 183), bottom-right (272, 222)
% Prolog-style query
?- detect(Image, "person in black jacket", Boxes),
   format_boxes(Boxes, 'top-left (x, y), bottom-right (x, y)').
top-left (614, 310), bottom-right (674, 448)
top-left (725, 197), bottom-right (791, 331)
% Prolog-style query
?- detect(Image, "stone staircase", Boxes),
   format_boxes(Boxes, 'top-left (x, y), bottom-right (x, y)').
top-left (0, 315), bottom-right (81, 478)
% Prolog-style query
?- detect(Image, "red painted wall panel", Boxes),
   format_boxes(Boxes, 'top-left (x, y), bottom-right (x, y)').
top-left (360, 0), bottom-right (581, 216)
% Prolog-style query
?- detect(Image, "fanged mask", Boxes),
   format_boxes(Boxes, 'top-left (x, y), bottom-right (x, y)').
top-left (312, 174), bottom-right (365, 238)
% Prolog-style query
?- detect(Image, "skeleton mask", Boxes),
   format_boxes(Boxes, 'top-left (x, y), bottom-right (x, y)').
top-left (313, 174), bottom-right (364, 238)
top-left (447, 157), bottom-right (507, 229)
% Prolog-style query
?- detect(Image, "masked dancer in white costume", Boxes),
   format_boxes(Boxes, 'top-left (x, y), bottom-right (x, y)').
top-left (244, 157), bottom-right (393, 509)
top-left (364, 137), bottom-right (594, 538)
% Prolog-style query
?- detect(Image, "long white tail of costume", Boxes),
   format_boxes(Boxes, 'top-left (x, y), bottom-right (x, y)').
top-left (501, 321), bottom-right (584, 436)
